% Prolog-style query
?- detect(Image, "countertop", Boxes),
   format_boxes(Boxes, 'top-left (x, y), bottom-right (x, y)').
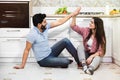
top-left (45, 14), bottom-right (120, 18)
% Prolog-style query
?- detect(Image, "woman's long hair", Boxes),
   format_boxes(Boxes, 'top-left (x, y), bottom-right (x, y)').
top-left (86, 17), bottom-right (106, 55)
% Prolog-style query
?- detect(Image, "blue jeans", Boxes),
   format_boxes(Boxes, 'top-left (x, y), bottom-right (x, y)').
top-left (37, 38), bottom-right (80, 68)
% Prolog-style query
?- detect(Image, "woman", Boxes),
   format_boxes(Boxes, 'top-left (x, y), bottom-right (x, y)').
top-left (70, 14), bottom-right (106, 75)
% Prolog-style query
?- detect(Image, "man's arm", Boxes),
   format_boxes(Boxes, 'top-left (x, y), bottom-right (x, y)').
top-left (50, 7), bottom-right (81, 28)
top-left (13, 41), bottom-right (32, 69)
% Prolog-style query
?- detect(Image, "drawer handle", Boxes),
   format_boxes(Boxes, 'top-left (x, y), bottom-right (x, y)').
top-left (6, 39), bottom-right (21, 41)
top-left (48, 39), bottom-right (57, 41)
top-left (7, 30), bottom-right (20, 32)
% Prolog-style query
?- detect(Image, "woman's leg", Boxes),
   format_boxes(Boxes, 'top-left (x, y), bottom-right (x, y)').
top-left (77, 44), bottom-right (86, 63)
top-left (89, 56), bottom-right (102, 70)
top-left (77, 44), bottom-right (88, 71)
top-left (86, 56), bottom-right (102, 75)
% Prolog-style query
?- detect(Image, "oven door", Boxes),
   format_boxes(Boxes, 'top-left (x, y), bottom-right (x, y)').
top-left (0, 1), bottom-right (29, 28)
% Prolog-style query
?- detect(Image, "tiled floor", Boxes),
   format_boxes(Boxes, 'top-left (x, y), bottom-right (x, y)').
top-left (0, 62), bottom-right (120, 80)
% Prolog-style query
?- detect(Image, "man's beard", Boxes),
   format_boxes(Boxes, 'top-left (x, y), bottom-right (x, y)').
top-left (41, 25), bottom-right (46, 32)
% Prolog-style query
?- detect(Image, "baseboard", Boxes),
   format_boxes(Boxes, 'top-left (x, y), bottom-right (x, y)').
top-left (0, 57), bottom-right (36, 63)
top-left (102, 56), bottom-right (112, 62)
top-left (112, 58), bottom-right (120, 66)
top-left (0, 56), bottom-right (112, 63)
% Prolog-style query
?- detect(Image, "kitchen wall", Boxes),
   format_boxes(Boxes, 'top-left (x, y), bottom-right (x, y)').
top-left (30, 0), bottom-right (120, 7)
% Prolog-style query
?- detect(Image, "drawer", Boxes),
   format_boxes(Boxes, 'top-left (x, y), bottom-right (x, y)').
top-left (0, 38), bottom-right (27, 57)
top-left (0, 28), bottom-right (30, 37)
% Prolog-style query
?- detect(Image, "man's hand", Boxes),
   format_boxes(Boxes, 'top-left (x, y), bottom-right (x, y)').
top-left (13, 65), bottom-right (24, 69)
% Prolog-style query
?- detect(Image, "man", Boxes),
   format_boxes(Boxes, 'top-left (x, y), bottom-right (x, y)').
top-left (14, 8), bottom-right (81, 69)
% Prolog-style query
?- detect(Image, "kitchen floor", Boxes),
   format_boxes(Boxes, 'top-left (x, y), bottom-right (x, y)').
top-left (0, 62), bottom-right (120, 80)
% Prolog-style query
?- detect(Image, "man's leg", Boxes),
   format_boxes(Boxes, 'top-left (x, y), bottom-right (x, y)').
top-left (37, 56), bottom-right (70, 68)
top-left (38, 38), bottom-right (78, 68)
top-left (50, 38), bottom-right (80, 65)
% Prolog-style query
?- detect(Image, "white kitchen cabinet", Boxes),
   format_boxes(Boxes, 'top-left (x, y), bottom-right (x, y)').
top-left (0, 38), bottom-right (27, 57)
top-left (0, 16), bottom-right (116, 63)
top-left (0, 38), bottom-right (33, 62)
top-left (112, 17), bottom-right (120, 66)
top-left (47, 18), bottom-right (71, 57)
top-left (102, 18), bottom-right (112, 56)
top-left (47, 18), bottom-right (70, 39)
top-left (0, 28), bottom-right (30, 38)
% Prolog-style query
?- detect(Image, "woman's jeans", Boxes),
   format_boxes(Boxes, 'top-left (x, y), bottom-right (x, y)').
top-left (77, 43), bottom-right (102, 70)
top-left (37, 38), bottom-right (80, 68)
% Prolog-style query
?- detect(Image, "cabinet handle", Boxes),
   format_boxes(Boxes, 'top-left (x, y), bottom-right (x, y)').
top-left (48, 39), bottom-right (57, 41)
top-left (6, 39), bottom-right (21, 41)
top-left (7, 30), bottom-right (20, 32)
top-left (83, 19), bottom-right (91, 21)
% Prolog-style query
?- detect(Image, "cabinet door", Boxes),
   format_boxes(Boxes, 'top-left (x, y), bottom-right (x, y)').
top-left (0, 38), bottom-right (26, 57)
top-left (46, 18), bottom-right (70, 39)
top-left (69, 18), bottom-right (90, 41)
top-left (0, 28), bottom-right (30, 37)
top-left (102, 18), bottom-right (112, 57)
top-left (30, 38), bottom-right (57, 57)
top-left (31, 17), bottom-right (70, 38)
top-left (112, 17), bottom-right (120, 62)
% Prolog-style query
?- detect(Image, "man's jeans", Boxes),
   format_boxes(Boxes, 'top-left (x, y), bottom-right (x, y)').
top-left (37, 38), bottom-right (80, 68)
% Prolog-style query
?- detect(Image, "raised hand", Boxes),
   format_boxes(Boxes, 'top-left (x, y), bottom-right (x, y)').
top-left (72, 7), bottom-right (81, 16)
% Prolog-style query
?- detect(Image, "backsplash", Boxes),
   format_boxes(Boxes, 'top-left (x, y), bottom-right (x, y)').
top-left (30, 0), bottom-right (120, 7)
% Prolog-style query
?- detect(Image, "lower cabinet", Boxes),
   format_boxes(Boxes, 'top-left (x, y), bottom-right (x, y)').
top-left (112, 17), bottom-right (120, 66)
top-left (0, 38), bottom-right (26, 57)
top-left (0, 38), bottom-right (30, 62)
top-left (0, 17), bottom-right (113, 62)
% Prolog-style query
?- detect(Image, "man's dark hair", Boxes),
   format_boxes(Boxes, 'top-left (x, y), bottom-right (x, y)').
top-left (32, 13), bottom-right (46, 26)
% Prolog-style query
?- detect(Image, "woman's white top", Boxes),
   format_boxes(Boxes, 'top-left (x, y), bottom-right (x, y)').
top-left (87, 38), bottom-right (93, 49)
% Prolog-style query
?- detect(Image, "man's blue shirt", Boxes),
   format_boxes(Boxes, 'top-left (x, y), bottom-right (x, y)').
top-left (26, 23), bottom-right (51, 61)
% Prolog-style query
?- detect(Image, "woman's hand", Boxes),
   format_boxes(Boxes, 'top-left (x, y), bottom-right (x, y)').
top-left (86, 55), bottom-right (94, 65)
top-left (13, 64), bottom-right (24, 69)
top-left (72, 7), bottom-right (81, 16)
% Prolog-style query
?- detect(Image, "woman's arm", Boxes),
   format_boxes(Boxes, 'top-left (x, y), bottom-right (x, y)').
top-left (86, 52), bottom-right (100, 64)
top-left (70, 16), bottom-right (77, 28)
top-left (13, 41), bottom-right (32, 69)
top-left (87, 38), bottom-right (106, 64)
